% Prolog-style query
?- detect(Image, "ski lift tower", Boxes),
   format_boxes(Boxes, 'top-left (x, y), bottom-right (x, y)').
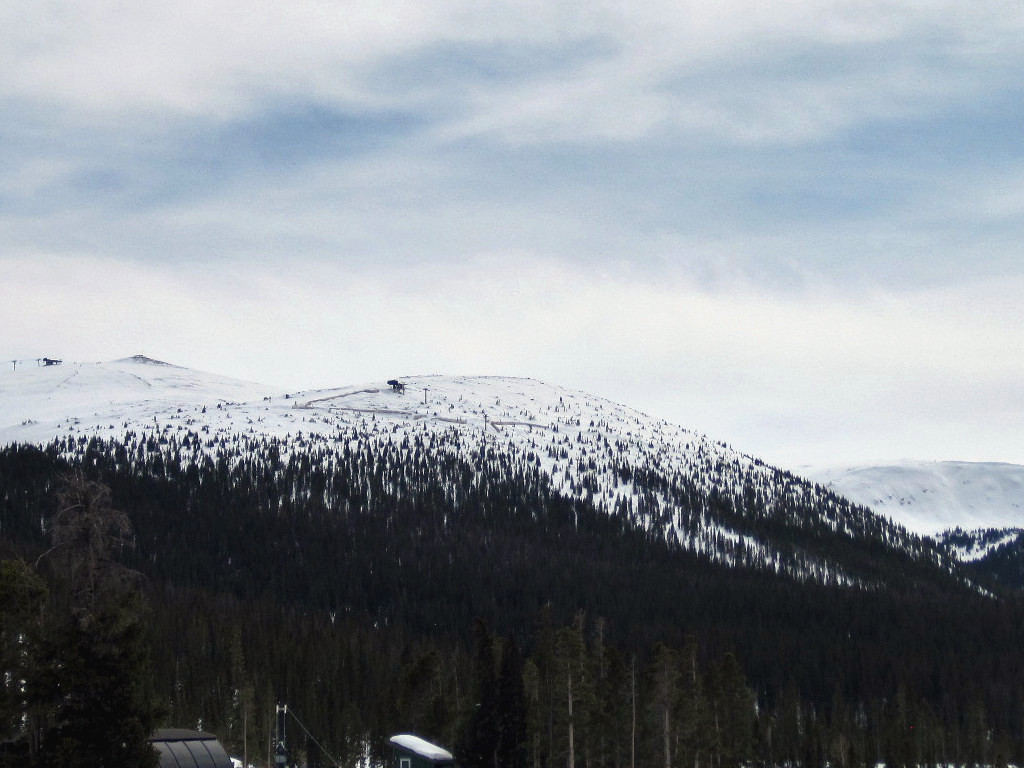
top-left (274, 704), bottom-right (289, 768)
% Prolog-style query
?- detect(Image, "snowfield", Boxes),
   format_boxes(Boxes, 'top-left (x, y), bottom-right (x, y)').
top-left (1, 356), bottom-right (749, 512)
top-left (1, 357), bottom-right (758, 529)
top-left (0, 355), bottom-right (277, 443)
top-left (801, 461), bottom-right (1024, 536)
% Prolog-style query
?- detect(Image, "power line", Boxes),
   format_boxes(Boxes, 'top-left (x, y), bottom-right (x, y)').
top-left (283, 705), bottom-right (341, 767)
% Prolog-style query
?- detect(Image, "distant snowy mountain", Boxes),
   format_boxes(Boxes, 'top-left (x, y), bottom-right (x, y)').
top-left (0, 355), bottom-right (961, 589)
top-left (800, 460), bottom-right (1024, 583)
top-left (801, 461), bottom-right (1024, 535)
top-left (0, 355), bottom-right (276, 444)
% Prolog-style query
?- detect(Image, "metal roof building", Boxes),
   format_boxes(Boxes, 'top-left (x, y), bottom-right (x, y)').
top-left (151, 729), bottom-right (233, 768)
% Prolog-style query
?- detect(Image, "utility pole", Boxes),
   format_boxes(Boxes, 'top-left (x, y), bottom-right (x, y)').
top-left (423, 387), bottom-right (428, 405)
top-left (275, 704), bottom-right (288, 768)
top-left (242, 689), bottom-right (247, 768)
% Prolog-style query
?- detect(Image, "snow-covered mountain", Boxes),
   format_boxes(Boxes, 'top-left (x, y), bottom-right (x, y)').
top-left (1, 355), bottom-right (275, 442)
top-left (799, 460), bottom-right (1024, 584)
top-left (801, 461), bottom-right (1024, 536)
top-left (0, 355), bottom-right (959, 588)
top-left (2, 357), bottom-right (748, 493)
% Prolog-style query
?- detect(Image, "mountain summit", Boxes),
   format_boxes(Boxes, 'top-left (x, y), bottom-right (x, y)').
top-left (0, 356), bottom-right (957, 590)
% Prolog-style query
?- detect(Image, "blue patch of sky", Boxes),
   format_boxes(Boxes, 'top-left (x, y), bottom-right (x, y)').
top-left (427, 31), bottom-right (1024, 242)
top-left (842, 87), bottom-right (1024, 171)
top-left (416, 123), bottom-right (1022, 289)
top-left (391, 43), bottom-right (945, 234)
top-left (677, 40), bottom-right (878, 89)
top-left (0, 101), bottom-right (76, 213)
top-left (0, 101), bottom-right (425, 215)
top-left (427, 133), bottom-right (879, 232)
top-left (372, 36), bottom-right (617, 95)
top-left (160, 103), bottom-right (423, 197)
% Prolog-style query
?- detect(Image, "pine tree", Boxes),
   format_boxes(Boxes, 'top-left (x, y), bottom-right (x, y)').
top-left (33, 474), bottom-right (161, 768)
top-left (532, 605), bottom-right (557, 768)
top-left (227, 626), bottom-right (256, 762)
top-left (553, 617), bottom-right (593, 768)
top-left (462, 619), bottom-right (499, 768)
top-left (523, 658), bottom-right (544, 768)
top-left (774, 681), bottom-right (802, 768)
top-left (826, 686), bottom-right (852, 768)
top-left (0, 559), bottom-right (48, 764)
top-left (646, 643), bottom-right (680, 768)
top-left (496, 637), bottom-right (528, 768)
top-left (965, 699), bottom-right (990, 768)
top-left (676, 638), bottom-right (709, 768)
top-left (38, 588), bottom-right (160, 768)
top-left (707, 653), bottom-right (754, 768)
top-left (400, 649), bottom-right (449, 744)
top-left (883, 684), bottom-right (915, 768)
top-left (47, 472), bottom-right (136, 612)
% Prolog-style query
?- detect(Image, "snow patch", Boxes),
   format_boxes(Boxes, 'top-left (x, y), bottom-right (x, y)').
top-left (800, 460), bottom-right (1024, 535)
top-left (389, 735), bottom-right (453, 762)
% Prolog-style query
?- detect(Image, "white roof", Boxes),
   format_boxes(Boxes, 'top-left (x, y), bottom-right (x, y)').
top-left (389, 734), bottom-right (454, 762)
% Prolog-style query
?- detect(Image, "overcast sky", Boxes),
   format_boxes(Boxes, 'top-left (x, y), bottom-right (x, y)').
top-left (3, 1), bottom-right (1023, 468)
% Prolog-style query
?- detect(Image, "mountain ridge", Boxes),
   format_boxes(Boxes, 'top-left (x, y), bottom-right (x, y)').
top-left (0, 355), bottom-right (962, 591)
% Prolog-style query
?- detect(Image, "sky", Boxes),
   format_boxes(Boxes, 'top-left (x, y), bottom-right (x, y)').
top-left (2, 0), bottom-right (1024, 469)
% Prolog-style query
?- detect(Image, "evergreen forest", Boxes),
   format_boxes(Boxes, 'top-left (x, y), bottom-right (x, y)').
top-left (2, 433), bottom-right (1023, 768)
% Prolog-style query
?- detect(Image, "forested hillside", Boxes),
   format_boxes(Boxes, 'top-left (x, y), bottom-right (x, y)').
top-left (0, 362), bottom-right (958, 587)
top-left (942, 527), bottom-right (1024, 590)
top-left (3, 433), bottom-right (1024, 768)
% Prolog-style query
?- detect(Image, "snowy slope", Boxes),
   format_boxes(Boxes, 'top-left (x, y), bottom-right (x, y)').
top-left (801, 461), bottom-right (1024, 535)
top-left (0, 356), bottom-right (954, 587)
top-left (1, 359), bottom-right (750, 514)
top-left (0, 355), bottom-right (278, 445)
